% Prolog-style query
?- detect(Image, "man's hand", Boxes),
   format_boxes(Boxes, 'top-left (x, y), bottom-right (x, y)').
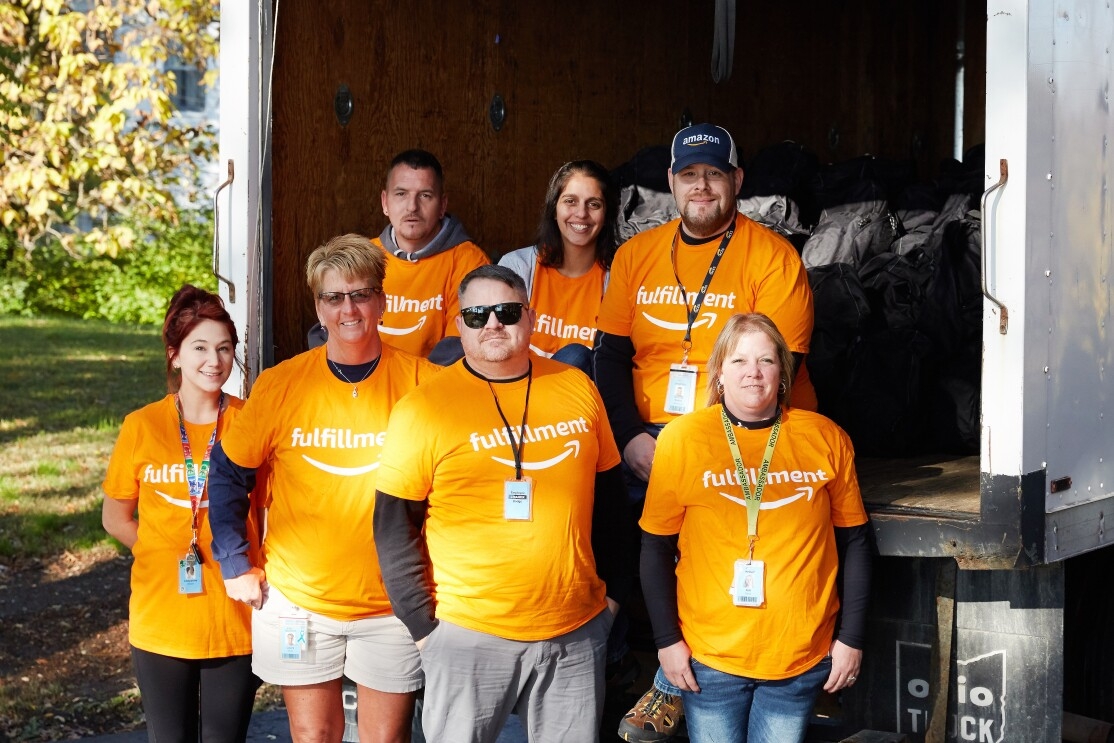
top-left (223, 567), bottom-right (267, 610)
top-left (624, 433), bottom-right (657, 482)
top-left (606, 596), bottom-right (620, 616)
top-left (658, 640), bottom-right (699, 692)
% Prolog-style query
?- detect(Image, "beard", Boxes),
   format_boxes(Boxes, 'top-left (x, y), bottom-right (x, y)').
top-left (681, 200), bottom-right (730, 237)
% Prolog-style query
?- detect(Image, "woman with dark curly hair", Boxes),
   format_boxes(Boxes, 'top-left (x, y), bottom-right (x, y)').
top-left (498, 159), bottom-right (620, 374)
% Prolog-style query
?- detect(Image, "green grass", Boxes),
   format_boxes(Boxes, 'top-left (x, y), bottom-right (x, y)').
top-left (0, 317), bottom-right (164, 559)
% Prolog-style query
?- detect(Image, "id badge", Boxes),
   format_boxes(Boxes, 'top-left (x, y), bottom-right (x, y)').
top-left (280, 617), bottom-right (309, 662)
top-left (664, 364), bottom-right (698, 415)
top-left (178, 554), bottom-right (203, 594)
top-left (504, 476), bottom-right (534, 521)
top-left (732, 559), bottom-right (766, 607)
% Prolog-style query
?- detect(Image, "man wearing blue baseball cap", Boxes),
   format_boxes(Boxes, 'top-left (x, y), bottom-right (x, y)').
top-left (596, 124), bottom-right (818, 741)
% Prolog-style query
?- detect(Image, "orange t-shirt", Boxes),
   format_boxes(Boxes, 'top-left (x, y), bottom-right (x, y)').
top-left (375, 357), bottom-right (621, 641)
top-left (640, 405), bottom-right (866, 679)
top-left (375, 239), bottom-right (490, 356)
top-left (218, 345), bottom-right (439, 620)
top-left (103, 394), bottom-right (257, 659)
top-left (526, 259), bottom-right (606, 357)
top-left (597, 213), bottom-right (815, 425)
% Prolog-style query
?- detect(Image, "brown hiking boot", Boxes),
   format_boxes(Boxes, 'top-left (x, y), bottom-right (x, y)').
top-left (617, 687), bottom-right (684, 741)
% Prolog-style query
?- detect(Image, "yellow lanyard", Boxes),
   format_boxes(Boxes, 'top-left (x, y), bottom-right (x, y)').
top-left (720, 405), bottom-right (781, 560)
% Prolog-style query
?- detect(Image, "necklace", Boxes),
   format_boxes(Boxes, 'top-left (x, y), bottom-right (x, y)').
top-left (328, 357), bottom-right (379, 398)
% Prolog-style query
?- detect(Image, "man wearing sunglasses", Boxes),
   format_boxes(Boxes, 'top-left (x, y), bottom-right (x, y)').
top-left (373, 264), bottom-right (633, 743)
top-left (596, 123), bottom-right (818, 741)
top-left (307, 149), bottom-right (489, 360)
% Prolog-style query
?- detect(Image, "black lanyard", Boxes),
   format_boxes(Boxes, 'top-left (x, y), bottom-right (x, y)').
top-left (670, 224), bottom-right (734, 361)
top-left (487, 363), bottom-right (533, 480)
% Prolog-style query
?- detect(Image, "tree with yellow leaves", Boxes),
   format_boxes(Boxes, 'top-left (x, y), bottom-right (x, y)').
top-left (0, 0), bottom-right (218, 259)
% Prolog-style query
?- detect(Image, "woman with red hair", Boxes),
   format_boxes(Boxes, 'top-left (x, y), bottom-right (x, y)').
top-left (102, 284), bottom-right (259, 743)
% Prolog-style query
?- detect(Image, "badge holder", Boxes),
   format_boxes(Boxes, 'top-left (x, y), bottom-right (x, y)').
top-left (732, 559), bottom-right (766, 607)
top-left (665, 363), bottom-right (698, 415)
top-left (178, 546), bottom-right (203, 594)
top-left (504, 476), bottom-right (534, 521)
top-left (281, 606), bottom-right (310, 662)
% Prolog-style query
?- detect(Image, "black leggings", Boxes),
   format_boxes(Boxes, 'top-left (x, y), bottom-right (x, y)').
top-left (131, 646), bottom-right (260, 743)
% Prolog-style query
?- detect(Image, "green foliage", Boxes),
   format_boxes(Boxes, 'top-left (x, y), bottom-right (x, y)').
top-left (0, 209), bottom-right (216, 325)
top-left (0, 0), bottom-right (219, 257)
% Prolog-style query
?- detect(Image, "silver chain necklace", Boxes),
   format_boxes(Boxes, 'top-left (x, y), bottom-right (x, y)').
top-left (328, 358), bottom-right (378, 398)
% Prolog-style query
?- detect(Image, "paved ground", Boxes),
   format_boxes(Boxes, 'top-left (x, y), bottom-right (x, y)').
top-left (79, 649), bottom-right (661, 742)
top-left (81, 708), bottom-right (529, 743)
top-left (81, 709), bottom-right (291, 743)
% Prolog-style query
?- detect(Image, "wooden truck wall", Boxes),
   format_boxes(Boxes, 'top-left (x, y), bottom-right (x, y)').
top-left (267, 0), bottom-right (986, 362)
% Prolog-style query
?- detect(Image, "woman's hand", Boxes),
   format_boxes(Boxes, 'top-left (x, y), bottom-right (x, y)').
top-left (658, 640), bottom-right (700, 693)
top-left (624, 433), bottom-right (657, 482)
top-left (824, 639), bottom-right (863, 692)
top-left (224, 567), bottom-right (267, 610)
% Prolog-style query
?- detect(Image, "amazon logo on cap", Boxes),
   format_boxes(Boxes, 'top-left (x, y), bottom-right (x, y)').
top-left (683, 134), bottom-right (721, 146)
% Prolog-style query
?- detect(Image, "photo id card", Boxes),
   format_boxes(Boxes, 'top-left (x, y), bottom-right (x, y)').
top-left (732, 559), bottom-right (766, 607)
top-left (178, 555), bottom-right (203, 594)
top-left (504, 476), bottom-right (534, 521)
top-left (280, 617), bottom-right (309, 662)
top-left (664, 364), bottom-right (698, 415)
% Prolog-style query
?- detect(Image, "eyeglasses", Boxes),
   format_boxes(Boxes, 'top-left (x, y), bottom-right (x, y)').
top-left (460, 302), bottom-right (525, 329)
top-left (317, 288), bottom-right (380, 307)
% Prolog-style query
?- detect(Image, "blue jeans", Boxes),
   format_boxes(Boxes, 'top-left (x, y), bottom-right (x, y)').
top-left (550, 342), bottom-right (594, 376)
top-left (682, 656), bottom-right (831, 743)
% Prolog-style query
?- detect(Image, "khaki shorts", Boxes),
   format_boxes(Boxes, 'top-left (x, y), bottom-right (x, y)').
top-left (251, 584), bottom-right (422, 693)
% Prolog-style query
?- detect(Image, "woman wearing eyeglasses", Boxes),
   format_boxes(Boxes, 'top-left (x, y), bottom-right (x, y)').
top-left (208, 234), bottom-right (439, 743)
top-left (497, 160), bottom-right (620, 375)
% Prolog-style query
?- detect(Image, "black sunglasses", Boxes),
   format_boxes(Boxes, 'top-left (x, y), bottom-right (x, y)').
top-left (317, 287), bottom-right (380, 307)
top-left (460, 302), bottom-right (525, 329)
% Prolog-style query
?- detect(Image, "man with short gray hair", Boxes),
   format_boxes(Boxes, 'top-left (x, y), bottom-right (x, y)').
top-left (374, 265), bottom-right (632, 742)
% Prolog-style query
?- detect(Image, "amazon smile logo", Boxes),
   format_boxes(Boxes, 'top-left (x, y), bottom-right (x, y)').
top-left (469, 417), bottom-right (592, 470)
top-left (288, 426), bottom-right (385, 477)
top-left (634, 284), bottom-right (738, 332)
top-left (380, 316), bottom-right (426, 336)
top-left (381, 292), bottom-right (445, 336)
top-left (703, 466), bottom-right (830, 509)
top-left (717, 487), bottom-right (813, 510)
top-left (301, 456), bottom-right (379, 476)
top-left (642, 311), bottom-right (718, 332)
top-left (491, 440), bottom-right (580, 470)
top-left (155, 490), bottom-right (207, 509)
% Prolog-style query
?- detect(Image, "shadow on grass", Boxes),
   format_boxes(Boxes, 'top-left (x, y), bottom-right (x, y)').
top-left (0, 503), bottom-right (108, 560)
top-left (0, 521), bottom-right (130, 623)
top-left (0, 318), bottom-right (164, 447)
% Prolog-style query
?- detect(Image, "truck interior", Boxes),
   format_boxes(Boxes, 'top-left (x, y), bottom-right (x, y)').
top-left (233, 1), bottom-right (1114, 738)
